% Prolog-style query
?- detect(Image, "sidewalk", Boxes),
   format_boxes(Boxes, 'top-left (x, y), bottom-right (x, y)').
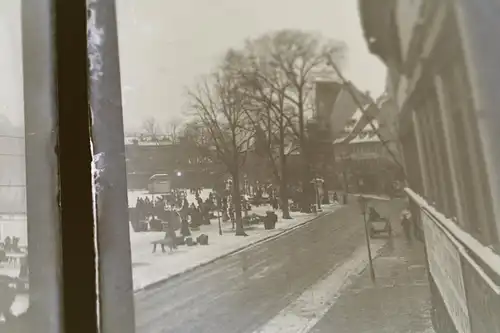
top-left (310, 217), bottom-right (435, 333)
top-left (131, 203), bottom-right (341, 292)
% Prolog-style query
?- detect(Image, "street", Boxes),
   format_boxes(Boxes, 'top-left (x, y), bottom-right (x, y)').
top-left (310, 229), bottom-right (433, 333)
top-left (135, 199), bottom-right (415, 333)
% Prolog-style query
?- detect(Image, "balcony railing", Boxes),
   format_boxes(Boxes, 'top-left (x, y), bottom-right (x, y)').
top-left (406, 187), bottom-right (500, 332)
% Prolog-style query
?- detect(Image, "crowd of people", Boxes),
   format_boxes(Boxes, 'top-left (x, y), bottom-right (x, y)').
top-left (129, 182), bottom-right (324, 251)
top-left (131, 189), bottom-right (216, 232)
top-left (130, 184), bottom-right (288, 233)
top-left (0, 236), bottom-right (25, 264)
top-left (0, 237), bottom-right (22, 254)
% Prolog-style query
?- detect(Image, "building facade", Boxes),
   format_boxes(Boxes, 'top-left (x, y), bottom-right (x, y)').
top-left (359, 0), bottom-right (500, 332)
top-left (333, 101), bottom-right (402, 195)
top-left (125, 135), bottom-right (220, 189)
top-left (311, 80), bottom-right (372, 189)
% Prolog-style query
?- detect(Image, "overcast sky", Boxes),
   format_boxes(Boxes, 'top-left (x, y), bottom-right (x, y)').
top-left (1, 0), bottom-right (386, 130)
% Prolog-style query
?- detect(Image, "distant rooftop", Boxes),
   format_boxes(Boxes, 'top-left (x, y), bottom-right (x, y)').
top-left (333, 107), bottom-right (380, 144)
top-left (125, 135), bottom-right (173, 146)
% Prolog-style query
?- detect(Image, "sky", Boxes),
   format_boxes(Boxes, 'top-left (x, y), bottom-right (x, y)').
top-left (0, 0), bottom-right (386, 131)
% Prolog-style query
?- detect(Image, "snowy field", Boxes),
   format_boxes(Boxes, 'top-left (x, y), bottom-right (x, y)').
top-left (0, 189), bottom-right (341, 293)
top-left (128, 189), bottom-right (341, 291)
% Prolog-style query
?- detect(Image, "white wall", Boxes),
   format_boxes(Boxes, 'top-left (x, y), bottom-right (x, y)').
top-left (0, 0), bottom-right (24, 126)
top-left (0, 1), bottom-right (27, 217)
top-left (329, 89), bottom-right (359, 139)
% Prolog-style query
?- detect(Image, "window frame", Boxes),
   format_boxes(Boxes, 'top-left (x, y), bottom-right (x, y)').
top-left (21, 0), bottom-right (135, 332)
top-left (21, 0), bottom-right (63, 331)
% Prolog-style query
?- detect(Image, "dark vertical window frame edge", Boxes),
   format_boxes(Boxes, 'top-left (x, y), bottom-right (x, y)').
top-left (55, 0), bottom-right (99, 332)
top-left (21, 0), bottom-right (63, 332)
top-left (87, 0), bottom-right (136, 332)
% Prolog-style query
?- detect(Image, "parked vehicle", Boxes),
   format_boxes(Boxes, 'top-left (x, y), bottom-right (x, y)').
top-left (367, 207), bottom-right (392, 238)
top-left (368, 217), bottom-right (392, 238)
top-left (148, 174), bottom-right (171, 194)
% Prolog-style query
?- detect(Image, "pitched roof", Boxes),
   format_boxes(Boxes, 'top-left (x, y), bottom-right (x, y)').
top-left (333, 106), bottom-right (380, 144)
top-left (328, 82), bottom-right (372, 140)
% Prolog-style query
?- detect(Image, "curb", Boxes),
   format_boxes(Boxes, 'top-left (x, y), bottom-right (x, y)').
top-left (135, 206), bottom-right (341, 293)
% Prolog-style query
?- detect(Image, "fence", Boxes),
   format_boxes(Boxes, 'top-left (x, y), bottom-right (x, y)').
top-left (407, 188), bottom-right (500, 333)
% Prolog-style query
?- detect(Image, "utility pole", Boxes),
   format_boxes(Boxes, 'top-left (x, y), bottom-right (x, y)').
top-left (316, 178), bottom-right (324, 211)
top-left (316, 184), bottom-right (321, 211)
top-left (217, 195), bottom-right (223, 236)
top-left (359, 195), bottom-right (376, 282)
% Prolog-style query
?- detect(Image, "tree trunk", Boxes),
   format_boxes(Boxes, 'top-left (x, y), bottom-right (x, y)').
top-left (232, 170), bottom-right (246, 236)
top-left (297, 102), bottom-right (312, 213)
top-left (300, 163), bottom-right (312, 212)
top-left (279, 175), bottom-right (291, 219)
top-left (322, 180), bottom-right (330, 204)
top-left (278, 115), bottom-right (291, 219)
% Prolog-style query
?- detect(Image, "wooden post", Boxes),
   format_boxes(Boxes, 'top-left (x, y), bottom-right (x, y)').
top-left (87, 0), bottom-right (135, 331)
top-left (359, 195), bottom-right (376, 282)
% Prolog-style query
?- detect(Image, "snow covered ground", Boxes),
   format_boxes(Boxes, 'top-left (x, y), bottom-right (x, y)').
top-left (253, 240), bottom-right (387, 333)
top-left (0, 189), bottom-right (341, 300)
top-left (129, 188), bottom-right (341, 291)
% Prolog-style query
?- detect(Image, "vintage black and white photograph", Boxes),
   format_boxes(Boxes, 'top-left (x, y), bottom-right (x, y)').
top-left (1, 0), bottom-right (500, 332)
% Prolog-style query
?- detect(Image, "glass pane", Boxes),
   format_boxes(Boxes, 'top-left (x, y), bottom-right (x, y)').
top-left (0, 0), bottom-right (29, 327)
top-left (111, 2), bottom-right (438, 333)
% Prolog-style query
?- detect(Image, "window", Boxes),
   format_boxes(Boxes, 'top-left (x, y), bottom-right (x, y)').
top-left (415, 108), bottom-right (438, 204)
top-left (421, 86), bottom-right (455, 218)
top-left (1, 1), bottom-right (136, 332)
top-left (6, 1), bottom-right (454, 333)
top-left (439, 55), bottom-right (496, 244)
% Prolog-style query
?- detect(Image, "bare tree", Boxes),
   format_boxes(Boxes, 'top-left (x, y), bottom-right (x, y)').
top-left (229, 29), bottom-right (346, 212)
top-left (142, 116), bottom-right (159, 140)
top-left (182, 119), bottom-right (210, 149)
top-left (187, 69), bottom-right (253, 236)
top-left (164, 117), bottom-right (183, 144)
top-left (223, 49), bottom-right (295, 219)
top-left (180, 119), bottom-right (222, 173)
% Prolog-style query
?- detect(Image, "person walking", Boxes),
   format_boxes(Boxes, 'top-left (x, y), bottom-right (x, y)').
top-left (401, 210), bottom-right (412, 244)
top-left (271, 195), bottom-right (278, 211)
top-left (0, 276), bottom-right (16, 323)
top-left (180, 216), bottom-right (191, 238)
top-left (164, 218), bottom-right (178, 251)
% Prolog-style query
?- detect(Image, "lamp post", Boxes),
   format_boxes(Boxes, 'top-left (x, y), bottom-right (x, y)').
top-left (244, 177), bottom-right (249, 196)
top-left (359, 195), bottom-right (376, 282)
top-left (311, 177), bottom-right (324, 211)
top-left (216, 195), bottom-right (223, 236)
